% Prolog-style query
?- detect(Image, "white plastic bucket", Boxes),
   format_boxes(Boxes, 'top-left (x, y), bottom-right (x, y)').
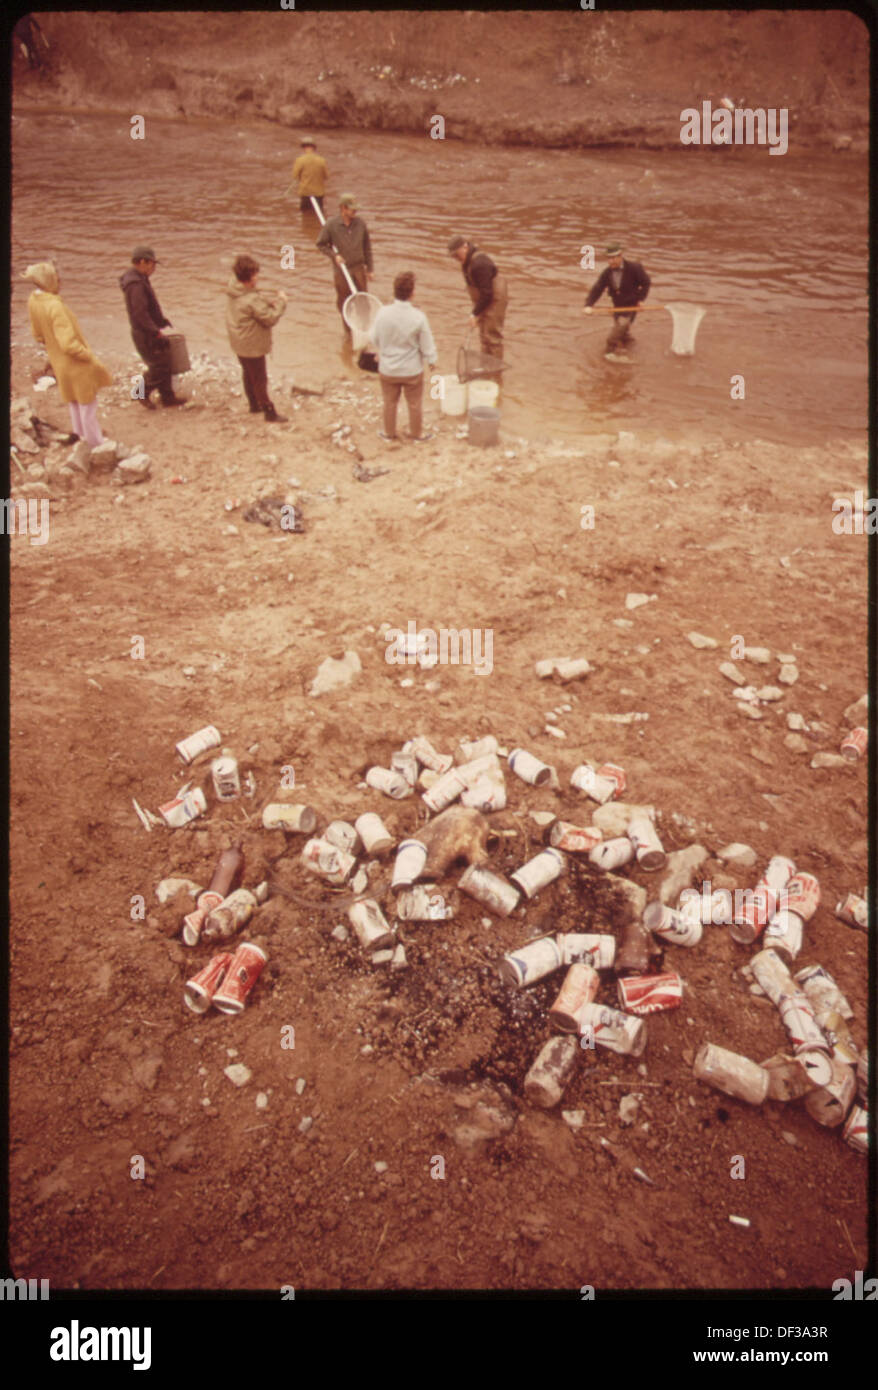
top-left (468, 379), bottom-right (499, 408)
top-left (665, 302), bottom-right (706, 356)
top-left (440, 374), bottom-right (467, 416)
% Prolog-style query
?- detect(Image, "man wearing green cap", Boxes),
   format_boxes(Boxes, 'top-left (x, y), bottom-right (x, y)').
top-left (119, 246), bottom-right (183, 406)
top-left (584, 243), bottom-right (651, 358)
top-left (292, 136), bottom-right (328, 214)
top-left (316, 195), bottom-right (373, 323)
top-left (447, 235), bottom-right (508, 362)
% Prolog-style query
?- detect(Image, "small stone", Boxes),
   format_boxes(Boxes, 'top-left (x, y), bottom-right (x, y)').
top-left (561, 1110), bottom-right (586, 1131)
top-left (371, 949), bottom-right (394, 965)
top-left (115, 451), bottom-right (151, 484)
top-left (784, 733), bottom-right (809, 754)
top-left (687, 632), bottom-right (717, 649)
top-left (810, 752), bottom-right (849, 769)
top-left (659, 844), bottom-right (708, 905)
top-left (88, 439), bottom-right (121, 472)
top-left (374, 1161), bottom-right (388, 1174)
top-left (545, 724), bottom-right (566, 739)
top-left (742, 646), bottom-right (771, 664)
top-left (776, 653), bottom-right (796, 665)
top-left (298, 1116), bottom-right (313, 1134)
top-left (736, 704), bottom-right (763, 720)
top-left (786, 712), bottom-right (808, 731)
top-left (360, 1044), bottom-right (374, 1056)
top-left (309, 649), bottom-right (361, 698)
top-left (781, 1130), bottom-right (798, 1147)
top-left (391, 943), bottom-right (408, 970)
top-left (625, 592), bottom-right (655, 610)
top-left (613, 618), bottom-right (634, 629)
top-left (750, 746), bottom-right (775, 767)
top-left (619, 1094), bottom-right (639, 1126)
top-left (756, 686), bottom-right (784, 702)
top-left (331, 924), bottom-right (349, 942)
top-left (255, 1092), bottom-right (269, 1110)
top-left (844, 693), bottom-right (868, 726)
top-left (530, 811), bottom-right (556, 829)
top-left (718, 843), bottom-right (757, 867)
top-left (224, 1064), bottom-right (251, 1088)
top-left (295, 1078), bottom-right (306, 1096)
top-left (778, 665), bottom-right (799, 685)
top-left (719, 661), bottom-right (745, 685)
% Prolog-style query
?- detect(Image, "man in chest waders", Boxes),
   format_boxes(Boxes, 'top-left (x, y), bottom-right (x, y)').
top-left (447, 235), bottom-right (508, 362)
top-left (584, 243), bottom-right (651, 360)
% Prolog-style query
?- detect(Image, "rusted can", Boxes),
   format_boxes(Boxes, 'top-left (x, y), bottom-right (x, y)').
top-left (627, 817), bottom-right (667, 871)
top-left (577, 1002), bottom-right (647, 1056)
top-left (348, 898), bottom-right (395, 949)
top-left (842, 1104), bottom-right (868, 1154)
top-left (762, 908), bottom-right (804, 963)
top-left (835, 893), bottom-right (868, 930)
top-left (262, 803), bottom-right (317, 833)
top-left (458, 864), bottom-right (520, 917)
top-left (803, 1056), bottom-right (856, 1128)
top-left (840, 727), bottom-right (867, 761)
top-left (211, 752), bottom-right (241, 801)
top-left (455, 734), bottom-right (499, 764)
top-left (203, 885), bottom-right (266, 943)
top-left (324, 820), bottom-right (360, 854)
top-left (614, 917), bottom-right (655, 976)
top-left (511, 847), bottom-right (566, 899)
top-left (570, 764), bottom-right (618, 804)
top-left (160, 786), bottom-right (208, 829)
top-left (390, 749), bottom-right (419, 787)
top-left (549, 963), bottom-right (600, 1031)
top-left (760, 1052), bottom-right (822, 1102)
top-left (301, 837), bottom-right (356, 884)
top-left (588, 837), bottom-right (635, 871)
top-left (550, 821), bottom-right (602, 853)
top-left (795, 963), bottom-right (853, 1022)
top-left (778, 991), bottom-right (831, 1056)
top-left (354, 812), bottom-right (394, 855)
top-left (508, 748), bottom-right (554, 786)
top-left (176, 724), bottom-right (221, 764)
top-left (750, 947), bottom-right (794, 1005)
top-left (556, 932), bottom-right (616, 970)
top-left (408, 735), bottom-right (453, 774)
top-left (395, 885), bottom-right (451, 921)
top-left (184, 951), bottom-right (234, 1014)
top-left (498, 935), bottom-right (563, 988)
top-left (523, 1035), bottom-right (580, 1109)
top-left (694, 1043), bottom-right (769, 1105)
top-left (212, 941), bottom-right (267, 1014)
top-left (366, 766), bottom-right (411, 799)
top-left (390, 838), bottom-right (428, 890)
top-left (421, 767), bottom-right (467, 813)
top-left (643, 900), bottom-right (703, 948)
top-left (617, 971), bottom-right (682, 1016)
top-left (778, 872), bottom-right (820, 922)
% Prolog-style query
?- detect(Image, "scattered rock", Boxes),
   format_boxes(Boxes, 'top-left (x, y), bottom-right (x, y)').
top-left (784, 734), bottom-right (809, 754)
top-left (717, 843), bottom-right (757, 868)
top-left (562, 1110), bottom-right (586, 1131)
top-left (592, 801), bottom-right (655, 838)
top-left (755, 686), bottom-right (784, 702)
top-left (659, 844), bottom-right (708, 905)
top-left (374, 1160), bottom-right (388, 1173)
top-left (810, 752), bottom-right (849, 769)
top-left (309, 649), bottom-right (362, 697)
top-left (619, 1094), bottom-right (640, 1126)
top-left (295, 1078), bottom-right (306, 1096)
top-left (224, 1063), bottom-right (251, 1087)
top-left (844, 693), bottom-right (868, 726)
top-left (736, 704), bottom-right (763, 720)
top-left (331, 924), bottom-right (349, 942)
top-left (298, 1116), bottom-right (313, 1134)
top-left (529, 811), bottom-right (556, 829)
top-left (777, 664), bottom-right (799, 685)
top-left (686, 632), bottom-right (717, 649)
top-left (115, 451), bottom-right (152, 484)
top-left (89, 439), bottom-right (122, 472)
top-left (256, 1092), bottom-right (269, 1110)
top-left (719, 661), bottom-right (745, 686)
top-left (534, 657), bottom-right (590, 681)
top-left (391, 943), bottom-right (408, 970)
top-left (741, 646), bottom-right (771, 664)
top-left (625, 592), bottom-right (656, 611)
top-left (786, 712), bottom-right (808, 731)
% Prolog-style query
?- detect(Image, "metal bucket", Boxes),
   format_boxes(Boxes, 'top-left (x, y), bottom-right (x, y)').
top-left (468, 405), bottom-right (500, 447)
top-left (164, 332), bottom-right (191, 374)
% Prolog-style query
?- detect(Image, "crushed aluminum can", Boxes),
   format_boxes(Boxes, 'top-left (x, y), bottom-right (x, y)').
top-left (588, 836), bottom-right (635, 871)
top-left (408, 735), bottom-right (453, 774)
top-left (365, 766), bottom-right (411, 799)
top-left (511, 846), bottom-right (566, 899)
top-left (840, 727), bottom-right (867, 761)
top-left (354, 812), bottom-right (393, 855)
top-left (391, 749), bottom-right (419, 787)
top-left (459, 864), bottom-right (520, 917)
top-left (803, 1055), bottom-right (856, 1128)
top-left (842, 1104), bottom-right (868, 1154)
top-left (301, 837), bottom-right (356, 885)
top-left (324, 820), bottom-right (360, 854)
top-left (570, 764), bottom-right (618, 804)
top-left (395, 885), bottom-right (451, 921)
top-left (507, 747), bottom-right (554, 787)
top-left (778, 871), bottom-right (820, 922)
top-left (203, 886), bottom-right (263, 943)
top-left (643, 900), bottom-right (703, 948)
top-left (762, 908), bottom-right (804, 963)
top-left (729, 882), bottom-right (777, 945)
top-left (212, 941), bottom-right (267, 1014)
top-left (617, 971), bottom-right (682, 1016)
top-left (455, 735), bottom-right (499, 764)
top-left (498, 935), bottom-right (563, 988)
top-left (627, 817), bottom-right (667, 871)
top-left (390, 838), bottom-right (428, 891)
top-left (763, 854), bottom-right (797, 891)
top-left (549, 963), bottom-right (600, 1031)
top-left (182, 890), bottom-right (224, 947)
top-left (160, 786), bottom-right (208, 829)
top-left (835, 893), bottom-right (868, 931)
top-left (184, 951), bottom-right (234, 1014)
top-left (348, 898), bottom-right (395, 949)
top-left (550, 821), bottom-right (602, 853)
top-left (778, 990), bottom-right (831, 1056)
top-left (421, 766), bottom-right (467, 813)
top-left (176, 724), bottom-right (222, 764)
top-left (796, 1049), bottom-right (835, 1088)
top-left (556, 932), bottom-right (616, 970)
top-left (524, 1034), bottom-right (580, 1109)
top-left (693, 1042), bottom-right (769, 1105)
top-left (750, 947), bottom-right (795, 1005)
top-left (576, 1002), bottom-right (647, 1056)
top-left (262, 803), bottom-right (317, 833)
top-left (456, 753), bottom-right (502, 785)
top-left (460, 772), bottom-right (507, 811)
top-left (210, 752), bottom-right (240, 801)
top-left (597, 762), bottom-right (626, 796)
top-left (679, 886), bottom-right (734, 925)
top-left (820, 1011), bottom-right (859, 1068)
top-left (759, 1052), bottom-right (822, 1102)
top-left (794, 963), bottom-right (854, 1022)
top-left (856, 1050), bottom-right (868, 1103)
top-left (614, 917), bottom-right (655, 976)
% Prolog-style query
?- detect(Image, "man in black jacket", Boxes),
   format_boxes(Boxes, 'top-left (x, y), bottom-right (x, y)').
top-left (584, 243), bottom-right (651, 358)
top-left (120, 246), bottom-right (183, 407)
top-left (447, 235), bottom-right (508, 362)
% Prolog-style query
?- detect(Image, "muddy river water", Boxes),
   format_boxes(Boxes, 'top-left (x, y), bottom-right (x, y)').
top-left (12, 110), bottom-right (868, 444)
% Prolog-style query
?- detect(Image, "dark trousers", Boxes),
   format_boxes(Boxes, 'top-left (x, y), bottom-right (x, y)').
top-left (333, 263), bottom-right (368, 318)
top-left (301, 195), bottom-right (324, 213)
top-left (237, 355), bottom-right (270, 410)
top-left (607, 313), bottom-right (636, 352)
top-left (379, 373), bottom-right (423, 439)
top-left (132, 331), bottom-right (173, 401)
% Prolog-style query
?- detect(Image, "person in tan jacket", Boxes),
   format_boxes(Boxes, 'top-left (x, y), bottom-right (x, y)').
top-left (292, 136), bottom-right (329, 213)
top-left (225, 254), bottom-right (289, 423)
top-left (23, 261), bottom-right (113, 446)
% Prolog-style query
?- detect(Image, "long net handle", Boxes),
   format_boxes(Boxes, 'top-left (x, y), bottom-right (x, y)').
top-left (586, 304), bottom-right (665, 313)
top-left (310, 195), bottom-right (358, 296)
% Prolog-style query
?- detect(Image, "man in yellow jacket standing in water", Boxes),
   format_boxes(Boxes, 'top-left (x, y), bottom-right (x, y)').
top-left (292, 136), bottom-right (328, 214)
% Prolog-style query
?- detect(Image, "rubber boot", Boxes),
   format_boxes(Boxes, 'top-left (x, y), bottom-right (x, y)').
top-left (263, 402), bottom-right (288, 423)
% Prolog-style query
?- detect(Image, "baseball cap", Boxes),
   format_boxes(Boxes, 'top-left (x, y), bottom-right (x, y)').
top-left (339, 193), bottom-right (358, 209)
top-left (300, 135), bottom-right (316, 146)
top-left (132, 246), bottom-right (159, 263)
top-left (447, 234), bottom-right (467, 253)
top-left (605, 243), bottom-right (623, 256)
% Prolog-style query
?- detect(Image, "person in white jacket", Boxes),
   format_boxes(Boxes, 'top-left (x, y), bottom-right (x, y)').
top-left (371, 272), bottom-right (437, 443)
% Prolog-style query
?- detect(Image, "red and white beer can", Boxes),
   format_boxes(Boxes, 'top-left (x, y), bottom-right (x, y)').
top-left (750, 947), bottom-right (795, 1005)
top-left (160, 786), bottom-right (208, 829)
top-left (778, 990), bottom-right (831, 1056)
top-left (762, 908), bottom-right (804, 963)
top-left (576, 1002), bottom-right (647, 1056)
top-left (556, 932), bottom-right (616, 970)
top-left (511, 847), bottom-right (566, 899)
top-left (184, 951), bottom-right (233, 1013)
top-left (391, 838), bottom-right (428, 891)
top-left (778, 871), bottom-right (820, 922)
top-left (842, 1104), bottom-right (868, 1154)
top-left (643, 900), bottom-right (702, 948)
top-left (694, 1043), bottom-right (769, 1105)
top-left (570, 764), bottom-right (617, 803)
top-left (597, 763), bottom-right (627, 796)
top-left (459, 864), bottom-right (520, 917)
top-left (840, 727), bottom-right (867, 761)
top-left (301, 837), bottom-right (355, 884)
top-left (182, 890), bottom-right (224, 947)
top-left (395, 885), bottom-right (450, 921)
top-left (498, 935), bottom-right (563, 988)
top-left (176, 724), bottom-right (221, 764)
top-left (550, 821), bottom-right (602, 853)
top-left (627, 817), bottom-right (667, 871)
top-left (589, 837), bottom-right (635, 871)
top-left (549, 963), bottom-right (600, 1031)
top-left (729, 882), bottom-right (777, 945)
top-left (836, 893), bottom-right (868, 930)
top-left (508, 748), bottom-right (554, 787)
top-left (212, 942), bottom-right (267, 1014)
top-left (618, 971), bottom-right (683, 1016)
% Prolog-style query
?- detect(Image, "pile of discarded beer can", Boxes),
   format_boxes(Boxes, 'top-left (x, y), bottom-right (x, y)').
top-left (147, 724), bottom-right (868, 1154)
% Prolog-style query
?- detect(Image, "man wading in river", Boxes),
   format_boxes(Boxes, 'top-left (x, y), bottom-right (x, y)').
top-left (584, 243), bottom-right (651, 360)
top-left (316, 194), bottom-right (373, 327)
top-left (447, 235), bottom-right (508, 362)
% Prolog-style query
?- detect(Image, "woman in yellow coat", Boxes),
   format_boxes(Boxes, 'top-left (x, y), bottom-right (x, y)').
top-left (23, 261), bottom-right (113, 446)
